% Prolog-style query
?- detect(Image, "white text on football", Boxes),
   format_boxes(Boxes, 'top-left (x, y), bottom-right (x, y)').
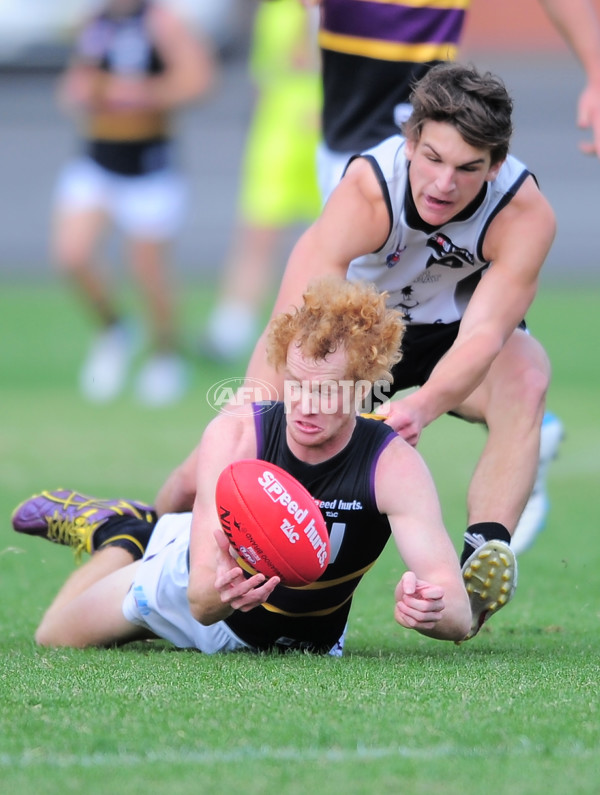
top-left (258, 470), bottom-right (309, 524)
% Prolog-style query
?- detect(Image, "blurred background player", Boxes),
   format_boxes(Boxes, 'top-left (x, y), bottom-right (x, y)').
top-left (200, 0), bottom-right (321, 363)
top-left (50, 0), bottom-right (216, 406)
top-left (303, 0), bottom-right (600, 555)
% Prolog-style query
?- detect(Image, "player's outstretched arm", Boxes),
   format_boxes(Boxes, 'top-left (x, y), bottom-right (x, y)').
top-left (375, 439), bottom-right (471, 641)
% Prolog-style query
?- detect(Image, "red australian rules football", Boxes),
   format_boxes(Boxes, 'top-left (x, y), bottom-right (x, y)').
top-left (215, 459), bottom-right (330, 586)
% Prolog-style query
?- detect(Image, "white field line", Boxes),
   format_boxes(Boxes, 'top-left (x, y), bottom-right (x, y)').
top-left (0, 742), bottom-right (596, 768)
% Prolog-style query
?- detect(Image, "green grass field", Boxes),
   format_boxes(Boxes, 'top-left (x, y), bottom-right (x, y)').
top-left (1, 282), bottom-right (599, 794)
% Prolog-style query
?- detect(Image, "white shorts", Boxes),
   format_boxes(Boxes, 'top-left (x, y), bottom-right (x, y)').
top-left (54, 156), bottom-right (187, 240)
top-left (121, 513), bottom-right (251, 653)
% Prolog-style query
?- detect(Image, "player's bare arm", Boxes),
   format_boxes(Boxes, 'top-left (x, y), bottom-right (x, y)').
top-left (538, 0), bottom-right (600, 156)
top-left (154, 444), bottom-right (199, 516)
top-left (187, 410), bottom-right (263, 624)
top-left (374, 438), bottom-right (471, 641)
top-left (145, 2), bottom-right (217, 109)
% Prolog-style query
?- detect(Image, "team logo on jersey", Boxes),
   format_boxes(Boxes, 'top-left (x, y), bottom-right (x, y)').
top-left (426, 233), bottom-right (474, 269)
top-left (386, 245), bottom-right (406, 268)
top-left (392, 285), bottom-right (419, 322)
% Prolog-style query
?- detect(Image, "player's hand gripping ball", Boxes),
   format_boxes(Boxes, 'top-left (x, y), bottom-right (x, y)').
top-left (215, 459), bottom-right (330, 586)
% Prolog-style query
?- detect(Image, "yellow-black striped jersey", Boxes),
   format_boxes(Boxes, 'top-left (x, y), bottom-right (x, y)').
top-left (319, 0), bottom-right (470, 151)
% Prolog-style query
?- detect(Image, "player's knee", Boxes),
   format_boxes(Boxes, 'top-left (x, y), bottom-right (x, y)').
top-left (484, 363), bottom-right (549, 434)
top-left (35, 611), bottom-right (77, 648)
top-left (498, 357), bottom-right (550, 412)
top-left (51, 237), bottom-right (92, 275)
top-left (517, 364), bottom-right (550, 416)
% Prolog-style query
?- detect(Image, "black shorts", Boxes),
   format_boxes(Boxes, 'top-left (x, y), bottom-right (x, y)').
top-left (379, 318), bottom-right (527, 402)
top-left (389, 321), bottom-right (461, 394)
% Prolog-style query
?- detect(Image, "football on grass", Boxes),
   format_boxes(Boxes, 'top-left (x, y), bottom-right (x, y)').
top-left (215, 459), bottom-right (330, 586)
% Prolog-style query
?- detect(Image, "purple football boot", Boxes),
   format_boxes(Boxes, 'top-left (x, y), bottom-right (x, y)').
top-left (12, 489), bottom-right (155, 559)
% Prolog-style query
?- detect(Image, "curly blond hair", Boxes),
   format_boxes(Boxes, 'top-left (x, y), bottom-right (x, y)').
top-left (266, 277), bottom-right (404, 384)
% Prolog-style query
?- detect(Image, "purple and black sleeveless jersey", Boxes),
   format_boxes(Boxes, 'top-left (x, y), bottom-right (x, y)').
top-left (225, 402), bottom-right (398, 652)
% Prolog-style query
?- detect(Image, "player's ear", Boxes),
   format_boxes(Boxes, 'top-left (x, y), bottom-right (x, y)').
top-left (404, 138), bottom-right (416, 160)
top-left (485, 160), bottom-right (504, 182)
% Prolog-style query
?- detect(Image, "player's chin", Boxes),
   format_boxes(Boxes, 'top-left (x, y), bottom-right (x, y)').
top-left (421, 199), bottom-right (455, 225)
